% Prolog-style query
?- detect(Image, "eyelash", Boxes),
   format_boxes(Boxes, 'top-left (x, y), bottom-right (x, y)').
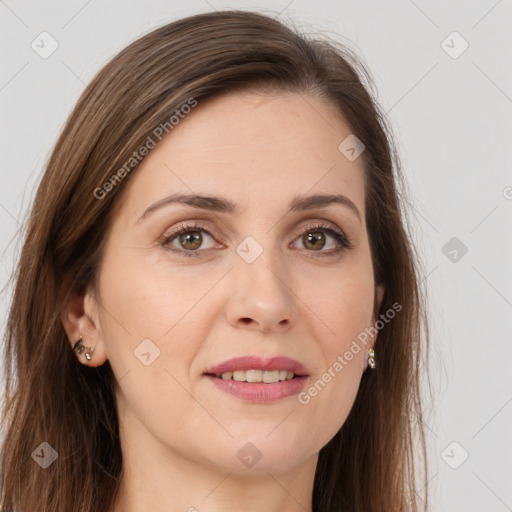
top-left (160, 221), bottom-right (353, 259)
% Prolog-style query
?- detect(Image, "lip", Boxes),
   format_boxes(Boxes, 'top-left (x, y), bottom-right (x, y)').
top-left (203, 356), bottom-right (310, 403)
top-left (203, 355), bottom-right (309, 377)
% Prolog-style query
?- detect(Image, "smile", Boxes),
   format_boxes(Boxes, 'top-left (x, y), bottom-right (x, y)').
top-left (203, 355), bottom-right (310, 402)
top-left (211, 369), bottom-right (296, 383)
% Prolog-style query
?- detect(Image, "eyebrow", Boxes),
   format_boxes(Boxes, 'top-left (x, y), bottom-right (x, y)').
top-left (136, 192), bottom-right (362, 224)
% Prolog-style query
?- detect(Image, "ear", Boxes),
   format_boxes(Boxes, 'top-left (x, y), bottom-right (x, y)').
top-left (362, 283), bottom-right (385, 372)
top-left (369, 283), bottom-right (385, 350)
top-left (375, 283), bottom-right (385, 317)
top-left (61, 288), bottom-right (108, 367)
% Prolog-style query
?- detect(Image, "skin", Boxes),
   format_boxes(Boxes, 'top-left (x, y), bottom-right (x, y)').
top-left (62, 90), bottom-right (384, 512)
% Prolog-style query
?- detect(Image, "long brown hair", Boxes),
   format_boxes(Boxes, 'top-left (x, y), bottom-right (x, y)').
top-left (1, 10), bottom-right (429, 511)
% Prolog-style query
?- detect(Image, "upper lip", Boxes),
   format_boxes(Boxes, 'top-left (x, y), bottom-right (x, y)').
top-left (204, 356), bottom-right (309, 377)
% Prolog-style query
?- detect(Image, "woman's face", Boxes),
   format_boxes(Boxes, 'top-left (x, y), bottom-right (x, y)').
top-left (84, 90), bottom-right (383, 474)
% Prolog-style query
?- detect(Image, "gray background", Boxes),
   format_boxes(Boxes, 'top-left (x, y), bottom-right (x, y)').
top-left (1, 1), bottom-right (511, 510)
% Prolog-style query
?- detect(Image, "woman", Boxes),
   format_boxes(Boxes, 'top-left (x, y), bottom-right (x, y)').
top-left (0, 10), bottom-right (429, 512)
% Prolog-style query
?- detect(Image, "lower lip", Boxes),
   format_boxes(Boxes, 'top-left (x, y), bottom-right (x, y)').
top-left (204, 375), bottom-right (309, 402)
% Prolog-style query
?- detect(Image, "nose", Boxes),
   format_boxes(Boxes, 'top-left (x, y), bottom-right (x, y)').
top-left (224, 247), bottom-right (299, 334)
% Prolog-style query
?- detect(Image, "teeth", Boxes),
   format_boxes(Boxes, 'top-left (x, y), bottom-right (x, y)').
top-left (233, 370), bottom-right (246, 381)
top-left (246, 370), bottom-right (263, 382)
top-left (263, 370), bottom-right (279, 383)
top-left (220, 370), bottom-right (296, 382)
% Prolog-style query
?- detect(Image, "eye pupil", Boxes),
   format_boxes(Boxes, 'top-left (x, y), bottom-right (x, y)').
top-left (179, 231), bottom-right (202, 250)
top-left (303, 231), bottom-right (325, 250)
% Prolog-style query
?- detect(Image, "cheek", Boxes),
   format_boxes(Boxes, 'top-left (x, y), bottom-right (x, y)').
top-left (309, 265), bottom-right (375, 351)
top-left (95, 250), bottom-right (217, 436)
top-left (98, 242), bottom-right (217, 339)
top-left (297, 268), bottom-right (375, 440)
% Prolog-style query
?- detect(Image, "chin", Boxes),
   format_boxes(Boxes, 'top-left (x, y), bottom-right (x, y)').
top-left (196, 434), bottom-right (314, 475)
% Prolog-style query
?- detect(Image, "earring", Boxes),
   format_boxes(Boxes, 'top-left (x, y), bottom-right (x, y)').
top-left (72, 336), bottom-right (95, 361)
top-left (367, 348), bottom-right (376, 369)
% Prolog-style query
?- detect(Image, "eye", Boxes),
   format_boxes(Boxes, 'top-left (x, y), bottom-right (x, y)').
top-left (161, 221), bottom-right (353, 258)
top-left (291, 222), bottom-right (353, 258)
top-left (161, 221), bottom-right (221, 257)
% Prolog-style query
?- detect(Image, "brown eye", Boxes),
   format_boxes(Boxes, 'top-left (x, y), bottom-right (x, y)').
top-left (178, 231), bottom-right (203, 251)
top-left (162, 221), bottom-right (352, 259)
top-left (302, 231), bottom-right (327, 251)
top-left (292, 223), bottom-right (353, 258)
top-left (162, 222), bottom-right (220, 257)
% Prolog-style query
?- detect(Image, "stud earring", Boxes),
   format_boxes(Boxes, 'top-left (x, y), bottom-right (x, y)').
top-left (367, 348), bottom-right (376, 369)
top-left (72, 336), bottom-right (95, 361)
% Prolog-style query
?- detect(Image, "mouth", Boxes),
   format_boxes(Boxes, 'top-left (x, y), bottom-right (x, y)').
top-left (204, 369), bottom-right (301, 383)
top-left (202, 356), bottom-right (309, 402)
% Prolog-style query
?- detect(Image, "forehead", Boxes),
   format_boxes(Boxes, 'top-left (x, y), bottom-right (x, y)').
top-left (118, 90), bottom-right (366, 221)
